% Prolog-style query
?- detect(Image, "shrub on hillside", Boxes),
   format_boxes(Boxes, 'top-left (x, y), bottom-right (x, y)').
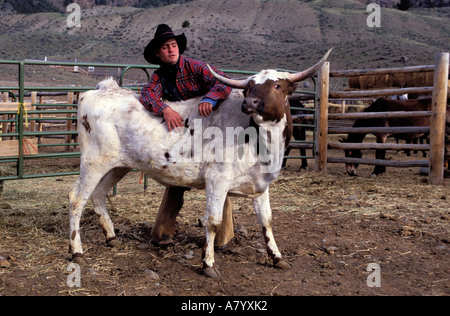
top-left (5, 0), bottom-right (59, 13)
top-left (134, 0), bottom-right (196, 8)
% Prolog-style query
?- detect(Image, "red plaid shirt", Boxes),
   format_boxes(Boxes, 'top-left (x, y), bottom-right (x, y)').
top-left (140, 56), bottom-right (232, 116)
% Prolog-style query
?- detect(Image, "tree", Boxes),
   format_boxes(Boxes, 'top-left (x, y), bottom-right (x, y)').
top-left (397, 0), bottom-right (412, 10)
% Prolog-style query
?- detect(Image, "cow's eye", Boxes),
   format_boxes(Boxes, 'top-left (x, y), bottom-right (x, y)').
top-left (274, 84), bottom-right (281, 90)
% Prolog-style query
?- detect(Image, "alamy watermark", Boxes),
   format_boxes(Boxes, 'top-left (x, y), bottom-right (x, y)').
top-left (66, 3), bottom-right (81, 28)
top-left (67, 263), bottom-right (81, 288)
top-left (367, 3), bottom-right (381, 28)
top-left (366, 263), bottom-right (381, 288)
top-left (167, 119), bottom-right (282, 174)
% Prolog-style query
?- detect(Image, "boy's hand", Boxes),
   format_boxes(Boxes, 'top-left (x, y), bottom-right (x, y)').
top-left (199, 102), bottom-right (213, 117)
top-left (162, 107), bottom-right (184, 132)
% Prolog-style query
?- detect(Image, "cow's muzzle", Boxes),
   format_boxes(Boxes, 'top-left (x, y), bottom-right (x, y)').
top-left (242, 97), bottom-right (261, 114)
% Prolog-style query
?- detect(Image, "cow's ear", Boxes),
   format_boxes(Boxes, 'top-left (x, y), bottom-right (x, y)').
top-left (287, 82), bottom-right (297, 95)
top-left (243, 80), bottom-right (255, 97)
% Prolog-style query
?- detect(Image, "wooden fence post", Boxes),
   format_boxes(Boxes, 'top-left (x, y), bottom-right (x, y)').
top-left (429, 52), bottom-right (449, 185)
top-left (315, 61), bottom-right (330, 172)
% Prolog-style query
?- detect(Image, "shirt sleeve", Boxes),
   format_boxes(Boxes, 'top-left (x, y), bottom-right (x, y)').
top-left (200, 97), bottom-right (219, 108)
top-left (139, 72), bottom-right (170, 116)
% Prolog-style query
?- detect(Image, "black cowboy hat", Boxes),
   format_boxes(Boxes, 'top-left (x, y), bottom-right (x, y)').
top-left (143, 24), bottom-right (187, 65)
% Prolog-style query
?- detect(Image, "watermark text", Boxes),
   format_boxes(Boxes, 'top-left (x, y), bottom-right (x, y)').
top-left (366, 263), bottom-right (381, 288)
top-left (169, 119), bottom-right (282, 173)
top-left (367, 3), bottom-right (381, 28)
top-left (67, 263), bottom-right (81, 288)
top-left (66, 3), bottom-right (81, 28)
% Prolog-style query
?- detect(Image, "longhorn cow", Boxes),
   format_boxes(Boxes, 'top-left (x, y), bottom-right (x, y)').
top-left (69, 49), bottom-right (332, 278)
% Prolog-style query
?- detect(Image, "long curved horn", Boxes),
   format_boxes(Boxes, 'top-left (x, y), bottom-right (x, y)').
top-left (206, 64), bottom-right (248, 89)
top-left (288, 48), bottom-right (333, 82)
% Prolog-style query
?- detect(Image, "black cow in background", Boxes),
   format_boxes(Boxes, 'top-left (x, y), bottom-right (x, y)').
top-left (282, 99), bottom-right (311, 170)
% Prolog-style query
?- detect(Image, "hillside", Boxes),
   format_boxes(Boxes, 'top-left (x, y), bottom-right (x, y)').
top-left (1, 0), bottom-right (448, 15)
top-left (0, 0), bottom-right (449, 80)
top-left (2, 0), bottom-right (448, 13)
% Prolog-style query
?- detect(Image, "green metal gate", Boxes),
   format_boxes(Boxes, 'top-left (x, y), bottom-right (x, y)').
top-left (286, 77), bottom-right (318, 164)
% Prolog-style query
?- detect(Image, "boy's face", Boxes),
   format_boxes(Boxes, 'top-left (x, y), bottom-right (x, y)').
top-left (156, 38), bottom-right (179, 65)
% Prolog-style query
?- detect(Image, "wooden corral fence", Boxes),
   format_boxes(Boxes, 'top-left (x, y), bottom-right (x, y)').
top-left (314, 52), bottom-right (449, 185)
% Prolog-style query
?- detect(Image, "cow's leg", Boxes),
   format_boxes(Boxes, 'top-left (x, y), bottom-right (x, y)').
top-left (253, 188), bottom-right (291, 270)
top-left (69, 168), bottom-right (111, 265)
top-left (197, 196), bottom-right (234, 248)
top-left (151, 186), bottom-right (189, 246)
top-left (91, 167), bottom-right (131, 247)
top-left (202, 182), bottom-right (228, 278)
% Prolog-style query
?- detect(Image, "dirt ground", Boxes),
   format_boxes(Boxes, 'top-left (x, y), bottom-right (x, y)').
top-left (0, 149), bottom-right (449, 296)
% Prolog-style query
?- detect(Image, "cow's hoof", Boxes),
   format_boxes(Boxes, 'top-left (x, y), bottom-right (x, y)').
top-left (214, 242), bottom-right (230, 252)
top-left (154, 237), bottom-right (175, 247)
top-left (72, 253), bottom-right (88, 266)
top-left (274, 259), bottom-right (292, 270)
top-left (106, 238), bottom-right (121, 248)
top-left (203, 265), bottom-right (221, 279)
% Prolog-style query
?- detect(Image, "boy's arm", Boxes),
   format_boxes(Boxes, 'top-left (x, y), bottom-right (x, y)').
top-left (139, 73), bottom-right (170, 116)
